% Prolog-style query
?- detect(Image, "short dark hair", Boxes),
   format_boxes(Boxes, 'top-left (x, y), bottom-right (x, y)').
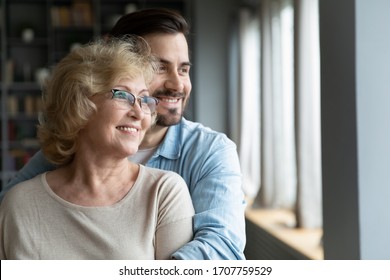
top-left (108, 8), bottom-right (190, 38)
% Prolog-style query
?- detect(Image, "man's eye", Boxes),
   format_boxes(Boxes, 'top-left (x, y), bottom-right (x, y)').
top-left (180, 67), bottom-right (190, 75)
top-left (156, 65), bottom-right (167, 73)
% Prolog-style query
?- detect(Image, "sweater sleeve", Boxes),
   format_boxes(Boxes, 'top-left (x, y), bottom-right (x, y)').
top-left (154, 172), bottom-right (194, 260)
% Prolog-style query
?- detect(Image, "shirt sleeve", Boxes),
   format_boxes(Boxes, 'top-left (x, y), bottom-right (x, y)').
top-left (0, 150), bottom-right (55, 203)
top-left (171, 139), bottom-right (247, 260)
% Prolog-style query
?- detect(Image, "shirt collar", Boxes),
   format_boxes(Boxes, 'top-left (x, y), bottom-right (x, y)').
top-left (154, 118), bottom-right (184, 160)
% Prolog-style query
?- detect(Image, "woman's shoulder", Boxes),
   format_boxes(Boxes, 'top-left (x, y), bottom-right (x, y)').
top-left (138, 165), bottom-right (189, 195)
top-left (139, 166), bottom-right (194, 220)
top-left (1, 174), bottom-right (45, 208)
top-left (140, 165), bottom-right (184, 182)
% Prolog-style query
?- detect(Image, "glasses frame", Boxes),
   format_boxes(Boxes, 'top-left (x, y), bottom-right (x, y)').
top-left (111, 89), bottom-right (159, 114)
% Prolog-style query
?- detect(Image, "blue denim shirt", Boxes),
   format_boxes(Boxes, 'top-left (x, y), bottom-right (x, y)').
top-left (1, 118), bottom-right (247, 260)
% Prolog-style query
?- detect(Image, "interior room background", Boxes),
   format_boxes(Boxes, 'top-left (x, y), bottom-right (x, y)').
top-left (1, 0), bottom-right (390, 260)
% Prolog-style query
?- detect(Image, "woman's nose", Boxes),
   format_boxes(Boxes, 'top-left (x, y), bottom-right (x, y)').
top-left (127, 100), bottom-right (145, 119)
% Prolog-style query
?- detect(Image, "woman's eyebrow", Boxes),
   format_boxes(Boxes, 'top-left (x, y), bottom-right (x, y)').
top-left (114, 87), bottom-right (149, 96)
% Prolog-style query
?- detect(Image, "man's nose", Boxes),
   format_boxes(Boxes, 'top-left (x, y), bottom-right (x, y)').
top-left (164, 71), bottom-right (184, 92)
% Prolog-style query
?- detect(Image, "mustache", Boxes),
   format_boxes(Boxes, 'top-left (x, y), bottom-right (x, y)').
top-left (152, 89), bottom-right (185, 99)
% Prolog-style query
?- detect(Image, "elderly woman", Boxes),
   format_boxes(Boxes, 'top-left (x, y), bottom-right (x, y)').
top-left (0, 37), bottom-right (194, 260)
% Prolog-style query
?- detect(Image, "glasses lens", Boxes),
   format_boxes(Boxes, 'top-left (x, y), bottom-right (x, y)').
top-left (112, 89), bottom-right (157, 114)
top-left (140, 97), bottom-right (158, 114)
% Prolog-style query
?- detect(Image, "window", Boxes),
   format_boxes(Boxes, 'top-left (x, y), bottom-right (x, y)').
top-left (232, 0), bottom-right (322, 229)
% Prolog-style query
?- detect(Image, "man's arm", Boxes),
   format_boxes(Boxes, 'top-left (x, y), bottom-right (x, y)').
top-left (0, 150), bottom-right (56, 202)
top-left (171, 140), bottom-right (247, 260)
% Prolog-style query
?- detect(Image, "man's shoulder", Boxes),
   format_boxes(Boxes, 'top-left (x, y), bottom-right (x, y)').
top-left (156, 118), bottom-right (238, 164)
top-left (179, 118), bottom-right (232, 144)
top-left (180, 118), bottom-right (215, 132)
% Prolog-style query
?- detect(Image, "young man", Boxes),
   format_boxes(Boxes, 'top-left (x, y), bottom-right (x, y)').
top-left (0, 8), bottom-right (246, 260)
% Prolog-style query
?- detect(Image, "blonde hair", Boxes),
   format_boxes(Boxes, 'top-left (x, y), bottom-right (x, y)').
top-left (38, 36), bottom-right (156, 165)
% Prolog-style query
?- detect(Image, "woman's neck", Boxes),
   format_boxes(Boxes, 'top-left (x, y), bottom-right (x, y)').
top-left (46, 158), bottom-right (139, 207)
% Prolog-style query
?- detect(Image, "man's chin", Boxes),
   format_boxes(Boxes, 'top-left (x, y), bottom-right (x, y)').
top-left (156, 114), bottom-right (182, 127)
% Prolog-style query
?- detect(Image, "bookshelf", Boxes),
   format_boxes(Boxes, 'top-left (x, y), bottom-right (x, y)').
top-left (0, 0), bottom-right (188, 190)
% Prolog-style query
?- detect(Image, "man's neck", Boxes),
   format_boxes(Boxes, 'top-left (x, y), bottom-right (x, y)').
top-left (139, 124), bottom-right (169, 149)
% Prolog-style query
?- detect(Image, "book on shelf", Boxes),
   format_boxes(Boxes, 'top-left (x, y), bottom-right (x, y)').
top-left (7, 96), bottom-right (19, 117)
top-left (5, 60), bottom-right (14, 84)
top-left (24, 96), bottom-right (35, 117)
top-left (7, 95), bottom-right (42, 117)
top-left (6, 149), bottom-right (37, 171)
top-left (72, 1), bottom-right (93, 27)
top-left (51, 1), bottom-right (93, 27)
top-left (51, 6), bottom-right (71, 27)
top-left (8, 120), bottom-right (38, 141)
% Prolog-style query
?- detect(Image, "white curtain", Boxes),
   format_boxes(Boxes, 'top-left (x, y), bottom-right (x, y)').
top-left (294, 0), bottom-right (322, 228)
top-left (236, 0), bottom-right (322, 228)
top-left (254, 0), bottom-right (297, 209)
top-left (237, 9), bottom-right (261, 198)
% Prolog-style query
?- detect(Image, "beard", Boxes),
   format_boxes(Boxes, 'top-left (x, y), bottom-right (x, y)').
top-left (153, 89), bottom-right (187, 127)
top-left (156, 108), bottom-right (182, 126)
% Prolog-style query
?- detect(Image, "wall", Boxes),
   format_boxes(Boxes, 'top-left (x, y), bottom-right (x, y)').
top-left (320, 0), bottom-right (390, 259)
top-left (355, 0), bottom-right (390, 259)
top-left (191, 0), bottom-right (240, 134)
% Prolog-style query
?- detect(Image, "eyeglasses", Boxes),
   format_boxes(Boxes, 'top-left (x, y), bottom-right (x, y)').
top-left (111, 89), bottom-right (159, 114)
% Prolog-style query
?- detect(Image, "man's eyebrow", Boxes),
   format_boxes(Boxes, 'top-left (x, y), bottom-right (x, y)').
top-left (158, 58), bottom-right (192, 67)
